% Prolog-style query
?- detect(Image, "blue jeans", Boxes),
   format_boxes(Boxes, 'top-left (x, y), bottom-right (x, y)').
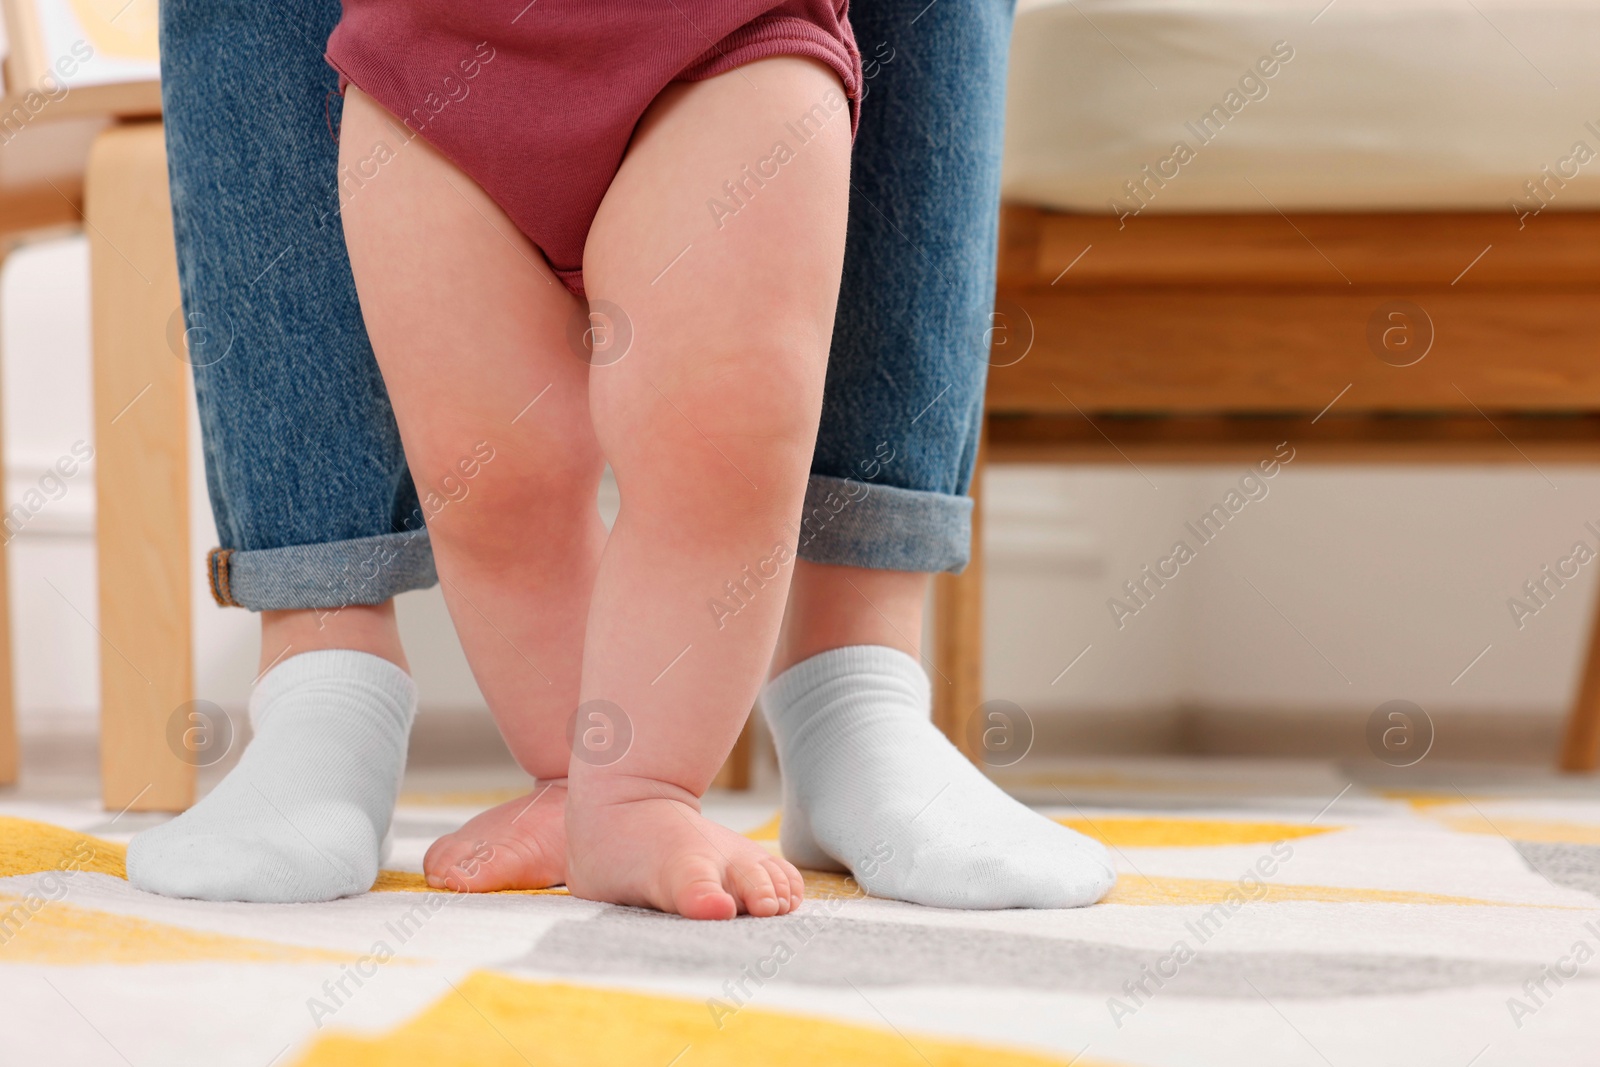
top-left (160, 0), bottom-right (1015, 610)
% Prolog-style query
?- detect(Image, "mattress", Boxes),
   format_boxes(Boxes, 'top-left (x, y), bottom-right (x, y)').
top-left (1003, 0), bottom-right (1600, 213)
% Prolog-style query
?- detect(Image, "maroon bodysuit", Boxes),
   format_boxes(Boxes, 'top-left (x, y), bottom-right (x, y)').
top-left (327, 1), bottom-right (860, 296)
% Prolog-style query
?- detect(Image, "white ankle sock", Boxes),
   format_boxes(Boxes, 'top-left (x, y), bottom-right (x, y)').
top-left (762, 645), bottom-right (1115, 909)
top-left (127, 650), bottom-right (416, 902)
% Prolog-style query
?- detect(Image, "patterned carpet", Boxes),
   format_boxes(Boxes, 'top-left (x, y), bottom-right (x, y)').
top-left (1, 761), bottom-right (1596, 1066)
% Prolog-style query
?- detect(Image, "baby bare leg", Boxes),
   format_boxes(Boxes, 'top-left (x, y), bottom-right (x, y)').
top-left (337, 88), bottom-right (603, 889)
top-left (566, 58), bottom-right (851, 918)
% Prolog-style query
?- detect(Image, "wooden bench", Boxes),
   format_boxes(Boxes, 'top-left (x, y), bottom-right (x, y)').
top-left (930, 204), bottom-right (1600, 772)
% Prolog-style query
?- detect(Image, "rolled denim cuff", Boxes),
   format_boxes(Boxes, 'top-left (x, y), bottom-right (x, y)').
top-left (794, 474), bottom-right (974, 574)
top-left (207, 529), bottom-right (437, 611)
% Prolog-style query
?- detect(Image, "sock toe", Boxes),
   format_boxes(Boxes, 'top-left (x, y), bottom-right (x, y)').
top-left (863, 836), bottom-right (1115, 910)
top-left (128, 829), bottom-right (371, 902)
top-left (764, 645), bottom-right (1122, 912)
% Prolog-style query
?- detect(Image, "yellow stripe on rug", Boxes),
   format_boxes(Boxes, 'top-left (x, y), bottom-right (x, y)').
top-left (0, 816), bottom-right (570, 899)
top-left (1368, 799), bottom-right (1600, 844)
top-left (0, 894), bottom-right (353, 965)
top-left (0, 816), bottom-right (127, 880)
top-left (1438, 815), bottom-right (1600, 845)
top-left (1380, 790), bottom-right (1483, 811)
top-left (293, 970), bottom-right (1122, 1067)
top-left (787, 870), bottom-right (1564, 908)
top-left (1053, 815), bottom-right (1338, 847)
top-left (370, 870), bottom-right (568, 895)
top-left (1004, 769), bottom-right (1317, 796)
top-left (0, 817), bottom-right (845, 902)
top-left (743, 812), bottom-right (1340, 847)
top-left (1101, 875), bottom-right (1552, 908)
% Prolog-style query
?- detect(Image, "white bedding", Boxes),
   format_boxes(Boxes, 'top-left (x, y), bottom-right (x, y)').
top-left (1003, 0), bottom-right (1600, 214)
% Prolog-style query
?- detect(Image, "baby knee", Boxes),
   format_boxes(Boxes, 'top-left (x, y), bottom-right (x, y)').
top-left (597, 342), bottom-right (823, 481)
top-left (419, 442), bottom-right (601, 555)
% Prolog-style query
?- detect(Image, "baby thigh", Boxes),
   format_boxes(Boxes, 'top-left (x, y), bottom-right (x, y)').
top-left (579, 57), bottom-right (851, 793)
top-left (336, 88), bottom-right (605, 778)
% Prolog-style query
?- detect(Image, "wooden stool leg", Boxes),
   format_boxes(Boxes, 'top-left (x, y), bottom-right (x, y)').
top-left (0, 536), bottom-right (13, 785)
top-left (1559, 583), bottom-right (1600, 772)
top-left (0, 251), bottom-right (14, 785)
top-left (933, 433), bottom-right (986, 762)
top-left (87, 121), bottom-right (195, 812)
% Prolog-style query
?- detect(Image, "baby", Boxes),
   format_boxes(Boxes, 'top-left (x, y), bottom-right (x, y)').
top-left (329, 2), bottom-right (860, 918)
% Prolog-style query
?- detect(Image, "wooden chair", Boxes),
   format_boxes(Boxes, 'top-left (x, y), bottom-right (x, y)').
top-left (929, 204), bottom-right (1600, 772)
top-left (0, 0), bottom-right (186, 808)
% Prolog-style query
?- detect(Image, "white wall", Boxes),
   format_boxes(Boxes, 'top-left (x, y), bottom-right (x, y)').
top-left (4, 237), bottom-right (99, 725)
top-left (5, 238), bottom-right (1593, 731)
top-left (984, 463), bottom-right (1598, 717)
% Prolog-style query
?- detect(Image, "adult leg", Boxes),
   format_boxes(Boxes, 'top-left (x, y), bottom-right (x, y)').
top-left (763, 0), bottom-right (1117, 908)
top-left (773, 0), bottom-right (1007, 677)
top-left (564, 56), bottom-right (849, 919)
top-left (335, 88), bottom-right (603, 893)
top-left (126, 0), bottom-right (432, 902)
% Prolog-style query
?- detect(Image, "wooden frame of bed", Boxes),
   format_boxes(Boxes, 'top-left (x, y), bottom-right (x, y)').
top-left (928, 203), bottom-right (1600, 773)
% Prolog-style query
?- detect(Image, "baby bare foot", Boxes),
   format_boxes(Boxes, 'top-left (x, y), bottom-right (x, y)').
top-left (423, 780), bottom-right (569, 891)
top-left (566, 781), bottom-right (803, 920)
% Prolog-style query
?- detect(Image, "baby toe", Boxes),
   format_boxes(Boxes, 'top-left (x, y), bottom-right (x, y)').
top-left (761, 857), bottom-right (800, 913)
top-left (778, 858), bottom-right (806, 911)
top-left (669, 856), bottom-right (739, 920)
top-left (729, 853), bottom-right (782, 917)
top-left (423, 835), bottom-right (482, 890)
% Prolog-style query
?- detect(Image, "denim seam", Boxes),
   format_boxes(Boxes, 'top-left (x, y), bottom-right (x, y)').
top-left (795, 474), bottom-right (974, 574)
top-left (208, 548), bottom-right (241, 607)
top-left (208, 529), bottom-right (438, 611)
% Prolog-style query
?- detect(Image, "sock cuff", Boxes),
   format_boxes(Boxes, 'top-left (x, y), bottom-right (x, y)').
top-left (250, 649), bottom-right (418, 733)
top-left (762, 644), bottom-right (930, 734)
